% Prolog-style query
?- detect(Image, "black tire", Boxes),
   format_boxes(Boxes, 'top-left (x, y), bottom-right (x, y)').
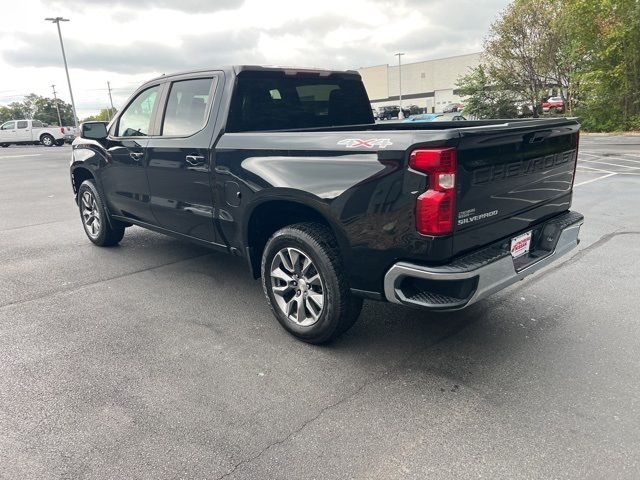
top-left (55, 139), bottom-right (64, 146)
top-left (0, 143), bottom-right (8, 148)
top-left (261, 222), bottom-right (363, 344)
top-left (77, 180), bottom-right (125, 247)
top-left (40, 134), bottom-right (55, 147)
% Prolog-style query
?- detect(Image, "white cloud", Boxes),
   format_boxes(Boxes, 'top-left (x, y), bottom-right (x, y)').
top-left (0, 0), bottom-right (509, 118)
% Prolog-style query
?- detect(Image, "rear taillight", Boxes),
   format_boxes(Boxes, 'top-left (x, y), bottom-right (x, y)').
top-left (60, 127), bottom-right (65, 134)
top-left (409, 148), bottom-right (457, 235)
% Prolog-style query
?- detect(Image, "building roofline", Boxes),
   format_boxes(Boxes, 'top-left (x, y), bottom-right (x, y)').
top-left (357, 51), bottom-right (482, 70)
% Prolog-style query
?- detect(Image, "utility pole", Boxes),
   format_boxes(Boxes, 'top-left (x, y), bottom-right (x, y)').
top-left (107, 81), bottom-right (115, 121)
top-left (50, 84), bottom-right (63, 127)
top-left (45, 17), bottom-right (78, 128)
top-left (395, 52), bottom-right (405, 119)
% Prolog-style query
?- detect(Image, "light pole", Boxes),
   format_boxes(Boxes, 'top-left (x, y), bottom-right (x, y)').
top-left (45, 17), bottom-right (78, 128)
top-left (395, 52), bottom-right (405, 119)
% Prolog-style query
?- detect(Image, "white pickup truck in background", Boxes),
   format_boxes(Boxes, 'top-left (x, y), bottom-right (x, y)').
top-left (0, 119), bottom-right (66, 147)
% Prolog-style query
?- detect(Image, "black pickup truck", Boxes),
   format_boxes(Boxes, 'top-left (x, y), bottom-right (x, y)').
top-left (71, 66), bottom-right (583, 343)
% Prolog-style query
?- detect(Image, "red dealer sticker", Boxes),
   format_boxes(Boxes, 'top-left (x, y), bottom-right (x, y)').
top-left (510, 231), bottom-right (532, 259)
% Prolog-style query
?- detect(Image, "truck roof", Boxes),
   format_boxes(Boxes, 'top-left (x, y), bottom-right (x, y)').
top-left (141, 65), bottom-right (362, 86)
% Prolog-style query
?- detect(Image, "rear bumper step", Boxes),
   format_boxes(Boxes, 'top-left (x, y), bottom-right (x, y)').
top-left (384, 211), bottom-right (584, 310)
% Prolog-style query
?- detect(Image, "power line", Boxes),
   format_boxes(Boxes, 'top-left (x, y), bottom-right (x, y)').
top-left (51, 84), bottom-right (63, 126)
top-left (107, 81), bottom-right (115, 121)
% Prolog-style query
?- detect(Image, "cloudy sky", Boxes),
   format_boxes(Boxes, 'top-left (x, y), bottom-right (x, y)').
top-left (0, 0), bottom-right (509, 118)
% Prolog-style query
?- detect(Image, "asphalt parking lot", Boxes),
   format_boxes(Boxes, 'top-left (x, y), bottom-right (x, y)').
top-left (1, 136), bottom-right (639, 479)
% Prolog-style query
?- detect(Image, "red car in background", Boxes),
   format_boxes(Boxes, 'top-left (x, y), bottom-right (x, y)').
top-left (542, 96), bottom-right (564, 113)
top-left (443, 102), bottom-right (464, 113)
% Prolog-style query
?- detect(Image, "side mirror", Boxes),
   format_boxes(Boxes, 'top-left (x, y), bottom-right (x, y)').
top-left (81, 121), bottom-right (108, 140)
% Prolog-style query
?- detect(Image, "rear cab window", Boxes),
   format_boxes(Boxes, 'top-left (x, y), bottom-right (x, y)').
top-left (226, 70), bottom-right (374, 132)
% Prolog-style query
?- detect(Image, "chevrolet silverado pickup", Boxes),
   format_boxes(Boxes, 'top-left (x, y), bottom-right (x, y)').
top-left (70, 66), bottom-right (583, 343)
top-left (0, 119), bottom-right (65, 147)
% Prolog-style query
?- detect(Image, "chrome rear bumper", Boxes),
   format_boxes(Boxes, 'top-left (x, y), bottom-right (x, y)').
top-left (384, 211), bottom-right (584, 310)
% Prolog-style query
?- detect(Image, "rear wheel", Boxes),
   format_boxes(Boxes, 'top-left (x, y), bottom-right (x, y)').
top-left (261, 223), bottom-right (362, 344)
top-left (77, 180), bottom-right (125, 246)
top-left (40, 134), bottom-right (55, 147)
top-left (0, 143), bottom-right (8, 148)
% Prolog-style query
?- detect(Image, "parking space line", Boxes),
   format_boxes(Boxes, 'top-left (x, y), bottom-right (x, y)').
top-left (576, 165), bottom-right (616, 174)
top-left (0, 154), bottom-right (43, 159)
top-left (573, 173), bottom-right (617, 187)
top-left (580, 151), bottom-right (640, 164)
top-left (0, 252), bottom-right (214, 310)
top-left (577, 164), bottom-right (640, 177)
top-left (579, 158), bottom-right (640, 170)
top-left (0, 218), bottom-right (73, 232)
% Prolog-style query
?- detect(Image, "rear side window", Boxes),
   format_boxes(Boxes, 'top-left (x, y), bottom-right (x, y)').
top-left (117, 85), bottom-right (160, 137)
top-left (162, 78), bottom-right (214, 136)
top-left (17, 121), bottom-right (28, 129)
top-left (226, 71), bottom-right (374, 132)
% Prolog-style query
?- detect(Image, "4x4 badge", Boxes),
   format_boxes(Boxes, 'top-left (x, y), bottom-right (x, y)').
top-left (337, 138), bottom-right (393, 149)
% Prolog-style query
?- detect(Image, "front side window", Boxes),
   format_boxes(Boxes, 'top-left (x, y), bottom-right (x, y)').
top-left (1, 121), bottom-right (15, 130)
top-left (17, 121), bottom-right (28, 129)
top-left (117, 85), bottom-right (160, 137)
top-left (162, 78), bottom-right (214, 136)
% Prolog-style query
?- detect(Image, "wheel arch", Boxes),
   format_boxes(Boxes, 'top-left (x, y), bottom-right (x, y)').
top-left (244, 198), bottom-right (348, 279)
top-left (70, 166), bottom-right (96, 199)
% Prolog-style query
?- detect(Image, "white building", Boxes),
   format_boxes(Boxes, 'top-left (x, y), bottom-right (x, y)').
top-left (357, 52), bottom-right (482, 113)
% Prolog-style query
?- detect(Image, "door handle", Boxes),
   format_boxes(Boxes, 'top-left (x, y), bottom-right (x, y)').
top-left (130, 152), bottom-right (144, 161)
top-left (186, 155), bottom-right (205, 166)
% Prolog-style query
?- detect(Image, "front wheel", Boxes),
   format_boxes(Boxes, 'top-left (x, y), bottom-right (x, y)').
top-left (261, 223), bottom-right (362, 344)
top-left (40, 134), bottom-right (55, 147)
top-left (77, 180), bottom-right (125, 246)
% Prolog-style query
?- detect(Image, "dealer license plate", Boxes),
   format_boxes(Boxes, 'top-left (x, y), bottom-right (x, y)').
top-left (510, 231), bottom-right (532, 259)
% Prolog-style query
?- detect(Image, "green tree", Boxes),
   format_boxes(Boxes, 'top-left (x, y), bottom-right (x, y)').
top-left (540, 0), bottom-right (583, 114)
top-left (0, 94), bottom-right (76, 125)
top-left (0, 106), bottom-right (12, 123)
top-left (565, 0), bottom-right (640, 130)
top-left (82, 108), bottom-right (117, 123)
top-left (33, 96), bottom-right (75, 126)
top-left (456, 65), bottom-right (518, 118)
top-left (484, 0), bottom-right (551, 117)
top-left (458, 0), bottom-right (639, 130)
top-left (0, 100), bottom-right (29, 122)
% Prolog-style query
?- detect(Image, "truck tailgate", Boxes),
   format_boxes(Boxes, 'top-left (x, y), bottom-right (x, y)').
top-left (453, 120), bottom-right (580, 256)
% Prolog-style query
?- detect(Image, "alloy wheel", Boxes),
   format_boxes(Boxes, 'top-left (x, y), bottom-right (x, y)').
top-left (81, 191), bottom-right (101, 239)
top-left (270, 247), bottom-right (324, 327)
